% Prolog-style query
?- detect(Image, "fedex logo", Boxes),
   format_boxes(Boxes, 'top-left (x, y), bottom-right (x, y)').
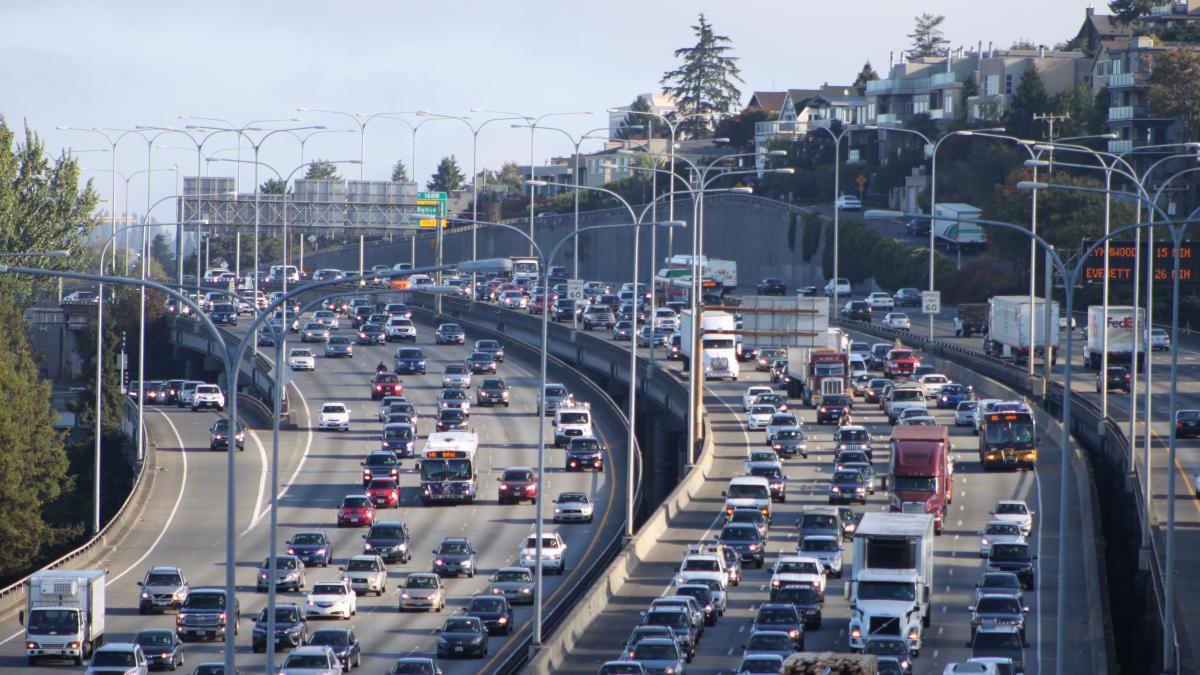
top-left (1107, 317), bottom-right (1134, 328)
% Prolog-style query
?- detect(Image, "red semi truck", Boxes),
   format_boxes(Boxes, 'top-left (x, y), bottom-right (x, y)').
top-left (885, 425), bottom-right (954, 535)
top-left (801, 349), bottom-right (849, 407)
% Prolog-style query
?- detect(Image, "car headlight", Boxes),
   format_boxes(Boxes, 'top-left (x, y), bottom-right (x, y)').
top-left (141, 591), bottom-right (150, 599)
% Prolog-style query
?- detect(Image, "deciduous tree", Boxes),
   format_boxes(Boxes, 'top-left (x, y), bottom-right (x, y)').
top-left (714, 107), bottom-right (777, 151)
top-left (1147, 48), bottom-right (1200, 142)
top-left (660, 13), bottom-right (743, 138)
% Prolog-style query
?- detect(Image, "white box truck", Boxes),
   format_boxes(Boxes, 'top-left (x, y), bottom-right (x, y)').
top-left (984, 295), bottom-right (1060, 365)
top-left (21, 569), bottom-right (106, 666)
top-left (680, 309), bottom-right (740, 380)
top-left (664, 255), bottom-right (737, 292)
top-left (845, 512), bottom-right (935, 657)
top-left (1084, 305), bottom-right (1146, 370)
top-left (932, 203), bottom-right (986, 250)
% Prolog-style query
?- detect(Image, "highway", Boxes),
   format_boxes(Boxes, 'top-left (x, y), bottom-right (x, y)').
top-left (0, 308), bottom-right (627, 673)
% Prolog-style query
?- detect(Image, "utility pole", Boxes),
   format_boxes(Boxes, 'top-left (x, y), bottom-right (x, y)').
top-left (1033, 113), bottom-right (1069, 174)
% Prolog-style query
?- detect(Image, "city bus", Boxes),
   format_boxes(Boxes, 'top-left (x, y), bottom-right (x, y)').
top-left (419, 431), bottom-right (479, 504)
top-left (979, 408), bottom-right (1038, 470)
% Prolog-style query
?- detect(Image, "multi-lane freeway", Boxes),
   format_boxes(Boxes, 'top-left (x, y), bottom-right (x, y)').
top-left (0, 308), bottom-right (627, 673)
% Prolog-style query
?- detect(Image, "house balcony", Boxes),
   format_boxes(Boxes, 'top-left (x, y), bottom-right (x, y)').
top-left (874, 113), bottom-right (900, 124)
top-left (1108, 139), bottom-right (1134, 154)
top-left (1108, 72), bottom-right (1137, 88)
top-left (1109, 105), bottom-right (1135, 120)
top-left (755, 120), bottom-right (801, 139)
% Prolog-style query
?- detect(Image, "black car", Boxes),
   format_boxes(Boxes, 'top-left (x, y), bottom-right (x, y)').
top-left (970, 594), bottom-right (1029, 642)
top-left (842, 300), bottom-right (872, 322)
top-left (436, 616), bottom-right (489, 659)
top-left (987, 542), bottom-right (1037, 589)
top-left (164, 379), bottom-right (186, 405)
top-left (894, 288), bottom-right (922, 307)
top-left (475, 339), bottom-right (505, 363)
top-left (756, 278), bottom-right (787, 295)
top-left (351, 306), bottom-right (374, 328)
top-left (772, 584), bottom-right (823, 629)
top-left (251, 604), bottom-right (307, 653)
top-left (436, 409), bottom-right (469, 432)
top-left (381, 423), bottom-right (416, 458)
top-left (1097, 365), bottom-right (1130, 393)
top-left (467, 351), bottom-right (498, 374)
top-left (565, 436), bottom-right (605, 472)
top-left (432, 537), bottom-right (478, 577)
top-left (816, 394), bottom-right (853, 425)
top-left (435, 323), bottom-right (466, 345)
top-left (211, 303), bottom-right (238, 325)
top-left (749, 465), bottom-right (787, 502)
top-left (905, 218), bottom-right (930, 236)
top-left (393, 347), bottom-right (428, 375)
top-left (176, 588), bottom-right (238, 642)
top-left (305, 627), bottom-right (362, 671)
top-left (287, 531), bottom-right (333, 567)
top-left (209, 419), bottom-right (245, 451)
top-left (1178, 410), bottom-right (1200, 439)
top-left (133, 628), bottom-right (184, 671)
top-left (363, 520), bottom-right (412, 563)
top-left (718, 522), bottom-right (765, 568)
top-left (770, 427), bottom-right (808, 459)
top-left (970, 625), bottom-right (1026, 673)
top-left (551, 299), bottom-right (577, 322)
top-left (361, 451), bottom-right (399, 487)
top-left (476, 377), bottom-right (511, 407)
top-left (464, 594), bottom-right (514, 635)
top-left (750, 603), bottom-right (804, 649)
top-left (357, 323), bottom-right (387, 345)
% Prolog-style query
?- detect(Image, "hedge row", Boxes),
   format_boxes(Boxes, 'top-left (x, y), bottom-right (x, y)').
top-left (820, 218), bottom-right (955, 291)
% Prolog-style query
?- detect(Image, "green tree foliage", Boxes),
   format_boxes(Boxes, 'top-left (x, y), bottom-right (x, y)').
top-left (615, 95), bottom-right (672, 140)
top-left (391, 159), bottom-right (409, 183)
top-left (821, 217), bottom-right (954, 290)
top-left (427, 156), bottom-right (466, 192)
top-left (304, 159), bottom-right (341, 180)
top-left (660, 13), bottom-right (744, 138)
top-left (0, 117), bottom-right (99, 302)
top-left (1010, 39), bottom-right (1037, 50)
top-left (714, 107), bottom-right (777, 151)
top-left (852, 62), bottom-right (880, 89)
top-left (1005, 67), bottom-right (1051, 139)
top-left (495, 161), bottom-right (526, 193)
top-left (1109, 0), bottom-right (1156, 23)
top-left (801, 211), bottom-right (822, 262)
top-left (1053, 84), bottom-right (1102, 137)
top-left (150, 232), bottom-right (175, 275)
top-left (907, 13), bottom-right (949, 59)
top-left (259, 178), bottom-right (286, 194)
top-left (904, 113), bottom-right (940, 144)
top-left (959, 74), bottom-right (980, 120)
top-left (0, 293), bottom-right (79, 582)
top-left (1147, 48), bottom-right (1200, 141)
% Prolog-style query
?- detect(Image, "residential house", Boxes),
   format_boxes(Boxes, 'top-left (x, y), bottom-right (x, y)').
top-left (964, 48), bottom-right (1090, 123)
top-left (1136, 1), bottom-right (1200, 33)
top-left (1073, 6), bottom-right (1132, 55)
top-left (753, 85), bottom-right (865, 172)
top-left (1100, 36), bottom-right (1179, 153)
top-left (607, 92), bottom-right (678, 139)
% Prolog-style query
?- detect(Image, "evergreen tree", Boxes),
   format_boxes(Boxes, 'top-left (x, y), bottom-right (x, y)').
top-left (1005, 67), bottom-right (1051, 139)
top-left (1010, 39), bottom-right (1037, 50)
top-left (1109, 0), bottom-right (1156, 23)
top-left (907, 13), bottom-right (949, 59)
top-left (960, 73), bottom-right (979, 120)
top-left (260, 178), bottom-right (286, 194)
top-left (615, 95), bottom-right (671, 139)
top-left (660, 13), bottom-right (744, 138)
top-left (427, 156), bottom-right (466, 192)
top-left (150, 232), bottom-right (175, 275)
top-left (852, 61), bottom-right (880, 89)
top-left (0, 293), bottom-right (79, 581)
top-left (391, 159), bottom-right (409, 183)
top-left (304, 159), bottom-right (341, 180)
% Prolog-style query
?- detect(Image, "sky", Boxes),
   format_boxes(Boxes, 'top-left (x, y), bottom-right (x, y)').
top-left (3, 0), bottom-right (1087, 219)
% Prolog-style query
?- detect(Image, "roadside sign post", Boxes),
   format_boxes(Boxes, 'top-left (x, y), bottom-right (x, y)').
top-left (417, 191), bottom-right (449, 313)
top-left (567, 278), bottom-right (584, 328)
top-left (921, 290), bottom-right (941, 315)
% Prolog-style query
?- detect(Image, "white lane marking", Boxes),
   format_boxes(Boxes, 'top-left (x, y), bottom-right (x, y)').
top-left (1035, 463), bottom-right (1044, 675)
top-left (242, 382), bottom-right (315, 535)
top-left (248, 427), bottom-right (268, 526)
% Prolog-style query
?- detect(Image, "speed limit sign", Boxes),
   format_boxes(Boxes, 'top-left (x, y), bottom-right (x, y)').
top-left (566, 278), bottom-right (586, 301)
top-left (921, 290), bottom-right (941, 315)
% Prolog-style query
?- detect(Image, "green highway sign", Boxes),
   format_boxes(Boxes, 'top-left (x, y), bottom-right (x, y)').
top-left (417, 191), bottom-right (447, 201)
top-left (415, 204), bottom-right (440, 216)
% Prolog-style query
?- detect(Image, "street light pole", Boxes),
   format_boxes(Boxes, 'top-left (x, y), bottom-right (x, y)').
top-left (522, 112), bottom-right (593, 256)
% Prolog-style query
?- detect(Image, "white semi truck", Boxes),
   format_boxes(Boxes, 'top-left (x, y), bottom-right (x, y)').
top-left (680, 309), bottom-right (740, 380)
top-left (932, 203), bottom-right (986, 250)
top-left (845, 512), bottom-right (935, 657)
top-left (21, 569), bottom-right (106, 666)
top-left (1084, 305), bottom-right (1146, 370)
top-left (984, 295), bottom-right (1060, 365)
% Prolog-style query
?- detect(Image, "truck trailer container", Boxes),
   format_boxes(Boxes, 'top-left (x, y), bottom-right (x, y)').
top-left (846, 512), bottom-right (936, 657)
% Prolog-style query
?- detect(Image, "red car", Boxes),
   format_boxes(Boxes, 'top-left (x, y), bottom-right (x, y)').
top-left (366, 478), bottom-right (400, 508)
top-left (371, 373), bottom-right (404, 400)
top-left (498, 467), bottom-right (538, 505)
top-left (336, 495), bottom-right (376, 527)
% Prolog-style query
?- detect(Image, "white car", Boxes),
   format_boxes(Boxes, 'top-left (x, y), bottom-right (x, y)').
top-left (519, 532), bottom-right (567, 574)
top-left (340, 555), bottom-right (387, 596)
top-left (288, 348), bottom-right (316, 371)
top-left (897, 406), bottom-right (930, 424)
top-left (991, 500), bottom-right (1034, 537)
top-left (770, 554), bottom-right (826, 593)
top-left (882, 312), bottom-right (912, 330)
top-left (1146, 327), bottom-right (1170, 351)
top-left (499, 291), bottom-right (528, 309)
top-left (386, 317), bottom-right (417, 342)
top-left (318, 402), bottom-right (350, 431)
top-left (743, 385), bottom-right (773, 411)
top-left (676, 572), bottom-right (728, 615)
top-left (279, 645), bottom-right (344, 675)
top-left (918, 373), bottom-right (950, 399)
top-left (836, 194), bottom-right (862, 210)
top-left (899, 415), bottom-right (937, 426)
top-left (955, 400), bottom-right (978, 427)
top-left (865, 292), bottom-right (894, 310)
top-left (676, 552), bottom-right (731, 589)
top-left (979, 520), bottom-right (1027, 558)
top-left (304, 579), bottom-right (357, 619)
top-left (746, 404), bottom-right (776, 430)
top-left (824, 278), bottom-right (851, 297)
top-left (191, 384), bottom-right (225, 411)
top-left (312, 310), bottom-right (340, 331)
top-left (652, 308), bottom-right (679, 332)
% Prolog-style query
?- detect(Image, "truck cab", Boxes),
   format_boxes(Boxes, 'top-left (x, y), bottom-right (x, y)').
top-left (722, 476), bottom-right (772, 522)
top-left (22, 569), bottom-right (106, 666)
top-left (886, 426), bottom-right (953, 534)
top-left (845, 513), bottom-right (935, 658)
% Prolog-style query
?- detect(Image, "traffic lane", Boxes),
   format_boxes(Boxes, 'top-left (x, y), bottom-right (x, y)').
top-left (229, 322), bottom-right (623, 673)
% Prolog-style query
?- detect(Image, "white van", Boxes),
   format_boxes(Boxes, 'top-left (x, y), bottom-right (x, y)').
top-left (553, 403), bottom-right (593, 448)
top-left (723, 476), bottom-right (772, 522)
top-left (269, 265), bottom-right (300, 283)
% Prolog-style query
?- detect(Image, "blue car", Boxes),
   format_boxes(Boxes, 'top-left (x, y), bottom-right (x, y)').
top-left (393, 347), bottom-right (428, 375)
top-left (937, 383), bottom-right (975, 409)
top-left (286, 531), bottom-right (332, 567)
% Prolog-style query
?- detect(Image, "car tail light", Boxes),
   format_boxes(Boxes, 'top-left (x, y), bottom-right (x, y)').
top-left (908, 628), bottom-right (920, 640)
top-left (850, 628), bottom-right (861, 639)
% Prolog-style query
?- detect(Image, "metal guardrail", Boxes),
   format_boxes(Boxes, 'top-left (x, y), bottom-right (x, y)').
top-left (0, 399), bottom-right (150, 602)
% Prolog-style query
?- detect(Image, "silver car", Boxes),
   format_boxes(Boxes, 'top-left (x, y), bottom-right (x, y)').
top-left (442, 364), bottom-right (471, 389)
top-left (488, 567), bottom-right (535, 605)
top-left (552, 492), bottom-right (594, 523)
top-left (797, 534), bottom-right (844, 578)
top-left (324, 335), bottom-right (354, 358)
top-left (302, 322), bottom-right (331, 343)
top-left (956, 400), bottom-right (979, 427)
top-left (340, 555), bottom-right (387, 597)
top-left (398, 573), bottom-right (446, 612)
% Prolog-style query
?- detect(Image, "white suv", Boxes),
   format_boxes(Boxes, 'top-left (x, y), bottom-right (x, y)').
top-left (652, 308), bottom-right (679, 332)
top-left (386, 317), bottom-right (417, 342)
top-left (191, 384), bottom-right (225, 412)
top-left (520, 532), bottom-right (567, 574)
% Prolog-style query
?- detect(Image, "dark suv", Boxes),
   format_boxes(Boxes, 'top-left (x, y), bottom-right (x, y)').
top-left (251, 603), bottom-right (307, 653)
top-left (987, 542), bottom-right (1037, 590)
top-left (551, 299), bottom-right (577, 322)
top-left (435, 323), bottom-right (466, 345)
top-left (176, 588), bottom-right (238, 642)
top-left (893, 288), bottom-right (921, 307)
top-left (816, 394), bottom-right (853, 425)
top-left (1097, 365), bottom-right (1130, 393)
top-left (209, 419), bottom-right (245, 451)
top-left (498, 467), bottom-right (538, 504)
top-left (476, 377), bottom-right (510, 407)
top-left (394, 348), bottom-right (428, 375)
top-left (756, 278), bottom-right (787, 295)
top-left (842, 300), bottom-right (872, 322)
top-left (363, 520), bottom-right (412, 563)
top-left (565, 436), bottom-right (605, 472)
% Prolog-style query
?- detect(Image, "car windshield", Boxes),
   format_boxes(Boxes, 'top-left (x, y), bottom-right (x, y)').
top-left (443, 619), bottom-right (478, 633)
top-left (677, 587), bottom-right (710, 603)
top-left (769, 414), bottom-right (796, 425)
top-left (856, 581), bottom-right (916, 601)
top-left (892, 476), bottom-right (937, 492)
top-left (366, 454), bottom-right (397, 467)
top-left (727, 484), bottom-right (768, 499)
top-left (774, 429), bottom-right (803, 440)
top-left (145, 573), bottom-right (182, 586)
top-left (384, 427), bottom-right (413, 440)
top-left (837, 429), bottom-right (868, 441)
top-left (558, 493), bottom-right (588, 503)
top-left (730, 511), bottom-right (765, 525)
top-left (991, 544), bottom-right (1031, 562)
top-left (368, 479), bottom-right (396, 490)
top-left (751, 467), bottom-right (783, 481)
top-left (135, 631), bottom-right (174, 646)
top-left (406, 575), bottom-right (438, 588)
top-left (801, 538), bottom-right (839, 553)
top-left (322, 404), bottom-right (346, 414)
top-left (259, 607), bottom-right (299, 623)
top-left (346, 558), bottom-right (379, 572)
top-left (749, 634), bottom-right (793, 651)
top-left (309, 630), bottom-right (349, 647)
top-left (977, 596), bottom-right (1022, 613)
top-left (288, 350), bottom-right (311, 358)
top-left (996, 503), bottom-right (1029, 515)
top-left (644, 611), bottom-right (688, 628)
top-left (757, 607), bottom-right (797, 623)
top-left (569, 439), bottom-right (601, 452)
top-left (986, 523), bottom-right (1022, 537)
top-left (865, 639), bottom-right (909, 656)
top-left (800, 514), bottom-right (837, 529)
top-left (468, 598), bottom-right (505, 612)
top-left (559, 412), bottom-right (589, 424)
top-left (776, 585), bottom-right (820, 604)
top-left (421, 459), bottom-right (471, 481)
top-left (720, 525), bottom-right (758, 541)
top-left (959, 401), bottom-right (979, 411)
top-left (92, 652), bottom-right (138, 666)
top-left (264, 557), bottom-right (298, 570)
top-left (633, 642), bottom-right (678, 660)
top-left (285, 654), bottom-right (330, 667)
top-left (495, 570), bottom-right (531, 583)
top-left (1179, 411), bottom-right (1200, 422)
top-left (342, 497), bottom-right (371, 508)
top-left (776, 561), bottom-right (818, 574)
top-left (183, 593), bottom-right (225, 610)
top-left (682, 558), bottom-right (718, 571)
top-left (312, 583), bottom-right (345, 595)
top-left (832, 471), bottom-right (861, 483)
top-left (391, 662), bottom-right (435, 674)
top-left (439, 542), bottom-right (471, 554)
top-left (741, 657), bottom-right (783, 671)
top-left (984, 419), bottom-right (1036, 445)
top-left (750, 405), bottom-right (775, 416)
top-left (503, 470), bottom-right (533, 481)
top-left (442, 390), bottom-right (467, 401)
top-left (444, 366), bottom-right (467, 375)
top-left (523, 536), bottom-right (560, 549)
